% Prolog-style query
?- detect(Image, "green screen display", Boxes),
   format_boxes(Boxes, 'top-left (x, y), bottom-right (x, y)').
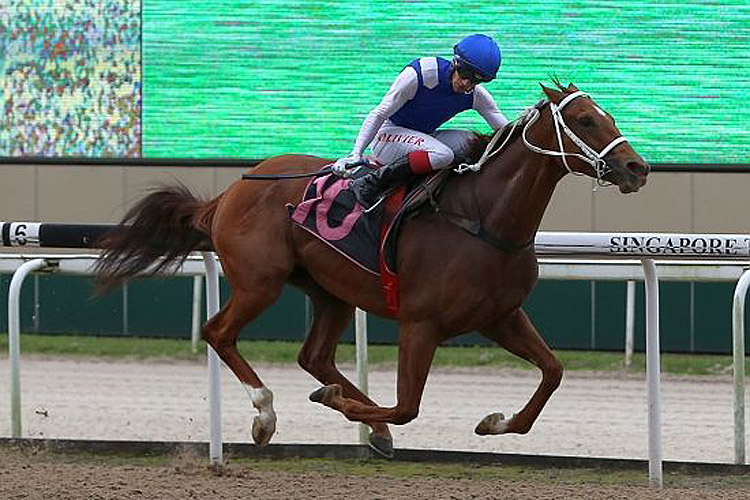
top-left (142, 0), bottom-right (750, 163)
top-left (3, 1), bottom-right (749, 162)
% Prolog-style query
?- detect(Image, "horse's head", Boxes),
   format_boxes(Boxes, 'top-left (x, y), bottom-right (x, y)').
top-left (532, 82), bottom-right (649, 193)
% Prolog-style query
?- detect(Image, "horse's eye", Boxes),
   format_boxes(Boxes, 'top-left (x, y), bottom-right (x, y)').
top-left (578, 115), bottom-right (594, 127)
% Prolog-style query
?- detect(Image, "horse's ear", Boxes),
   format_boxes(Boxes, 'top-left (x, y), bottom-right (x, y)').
top-left (540, 83), bottom-right (564, 104)
top-left (567, 83), bottom-right (579, 92)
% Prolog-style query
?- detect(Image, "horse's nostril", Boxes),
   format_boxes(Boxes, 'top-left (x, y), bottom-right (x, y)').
top-left (628, 162), bottom-right (649, 177)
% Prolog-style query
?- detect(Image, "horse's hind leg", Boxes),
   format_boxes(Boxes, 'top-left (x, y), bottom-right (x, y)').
top-left (201, 280), bottom-right (286, 447)
top-left (476, 308), bottom-right (563, 435)
top-left (296, 286), bottom-right (393, 456)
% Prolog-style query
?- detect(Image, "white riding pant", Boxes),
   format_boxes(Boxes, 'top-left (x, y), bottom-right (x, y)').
top-left (370, 122), bottom-right (476, 171)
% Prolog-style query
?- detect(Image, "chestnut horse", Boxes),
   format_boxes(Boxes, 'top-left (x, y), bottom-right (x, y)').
top-left (94, 83), bottom-right (649, 457)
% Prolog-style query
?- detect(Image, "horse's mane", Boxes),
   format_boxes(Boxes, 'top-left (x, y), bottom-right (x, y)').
top-left (463, 80), bottom-right (569, 165)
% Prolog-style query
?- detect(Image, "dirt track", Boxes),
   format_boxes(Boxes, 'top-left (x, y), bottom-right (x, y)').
top-left (2, 448), bottom-right (749, 500)
top-left (1, 357), bottom-right (749, 499)
top-left (1, 357), bottom-right (746, 462)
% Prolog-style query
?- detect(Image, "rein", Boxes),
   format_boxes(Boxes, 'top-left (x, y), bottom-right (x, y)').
top-left (453, 110), bottom-right (533, 174)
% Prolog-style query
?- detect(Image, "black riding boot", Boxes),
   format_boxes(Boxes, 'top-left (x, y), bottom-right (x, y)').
top-left (349, 158), bottom-right (414, 209)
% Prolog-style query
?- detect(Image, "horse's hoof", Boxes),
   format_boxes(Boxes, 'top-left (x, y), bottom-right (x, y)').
top-left (369, 432), bottom-right (394, 459)
top-left (308, 384), bottom-right (341, 406)
top-left (252, 415), bottom-right (275, 447)
top-left (475, 412), bottom-right (507, 435)
top-left (309, 387), bottom-right (327, 403)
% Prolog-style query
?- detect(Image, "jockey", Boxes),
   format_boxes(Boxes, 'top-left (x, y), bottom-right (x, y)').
top-left (333, 34), bottom-right (509, 209)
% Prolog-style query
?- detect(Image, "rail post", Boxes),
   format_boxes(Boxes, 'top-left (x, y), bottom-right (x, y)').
top-left (355, 308), bottom-right (369, 445)
top-left (732, 268), bottom-right (750, 464)
top-left (8, 258), bottom-right (49, 437)
top-left (201, 252), bottom-right (223, 465)
top-left (642, 258), bottom-right (662, 488)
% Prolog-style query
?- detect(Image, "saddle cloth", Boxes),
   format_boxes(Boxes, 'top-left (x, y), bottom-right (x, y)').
top-left (288, 164), bottom-right (450, 314)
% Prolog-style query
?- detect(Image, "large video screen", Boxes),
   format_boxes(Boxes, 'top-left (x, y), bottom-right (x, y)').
top-left (2, 1), bottom-right (748, 162)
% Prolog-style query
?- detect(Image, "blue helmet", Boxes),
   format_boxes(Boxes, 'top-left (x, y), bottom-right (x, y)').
top-left (453, 34), bottom-right (501, 82)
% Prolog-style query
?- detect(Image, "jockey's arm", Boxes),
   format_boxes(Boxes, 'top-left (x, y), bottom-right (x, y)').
top-left (473, 86), bottom-right (509, 131)
top-left (349, 67), bottom-right (419, 158)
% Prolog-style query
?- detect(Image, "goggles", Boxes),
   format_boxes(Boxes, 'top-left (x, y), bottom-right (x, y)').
top-left (453, 58), bottom-right (493, 84)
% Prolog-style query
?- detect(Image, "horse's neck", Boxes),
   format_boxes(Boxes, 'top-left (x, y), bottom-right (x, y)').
top-left (476, 140), bottom-right (565, 246)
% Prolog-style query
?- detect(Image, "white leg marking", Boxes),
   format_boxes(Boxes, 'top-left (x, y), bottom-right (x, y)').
top-left (244, 385), bottom-right (277, 445)
top-left (246, 385), bottom-right (276, 426)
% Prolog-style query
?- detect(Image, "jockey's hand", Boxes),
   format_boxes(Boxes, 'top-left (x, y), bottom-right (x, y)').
top-left (331, 154), bottom-right (362, 177)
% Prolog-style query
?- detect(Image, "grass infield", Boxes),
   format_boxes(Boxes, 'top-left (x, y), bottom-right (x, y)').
top-left (0, 333), bottom-right (747, 376)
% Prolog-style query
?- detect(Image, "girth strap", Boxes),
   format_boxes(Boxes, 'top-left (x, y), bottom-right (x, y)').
top-left (436, 211), bottom-right (532, 253)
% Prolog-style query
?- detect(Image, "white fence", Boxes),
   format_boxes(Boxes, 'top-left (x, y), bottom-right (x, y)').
top-left (3, 224), bottom-right (750, 487)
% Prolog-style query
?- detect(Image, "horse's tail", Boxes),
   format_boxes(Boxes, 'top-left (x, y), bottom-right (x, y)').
top-left (94, 184), bottom-right (221, 293)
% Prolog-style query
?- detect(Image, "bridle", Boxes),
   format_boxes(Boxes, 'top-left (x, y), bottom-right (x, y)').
top-left (455, 90), bottom-right (627, 186)
top-left (522, 91), bottom-right (627, 184)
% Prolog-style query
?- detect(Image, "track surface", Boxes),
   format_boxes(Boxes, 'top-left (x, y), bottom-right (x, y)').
top-left (2, 357), bottom-right (750, 499)
top-left (1, 357), bottom-right (746, 463)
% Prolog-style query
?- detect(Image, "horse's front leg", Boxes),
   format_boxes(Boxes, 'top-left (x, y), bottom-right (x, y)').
top-left (296, 287), bottom-right (393, 456)
top-left (310, 321), bottom-right (438, 427)
top-left (476, 308), bottom-right (563, 435)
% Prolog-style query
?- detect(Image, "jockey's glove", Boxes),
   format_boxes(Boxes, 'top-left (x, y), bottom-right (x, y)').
top-left (331, 154), bottom-right (362, 177)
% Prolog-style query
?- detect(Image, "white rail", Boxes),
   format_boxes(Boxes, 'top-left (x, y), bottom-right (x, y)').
top-left (642, 259), bottom-right (663, 486)
top-left (201, 252), bottom-right (223, 465)
top-left (2, 253), bottom-right (225, 463)
top-left (733, 269), bottom-right (750, 465)
top-left (3, 228), bottom-right (750, 485)
top-left (8, 258), bottom-right (46, 437)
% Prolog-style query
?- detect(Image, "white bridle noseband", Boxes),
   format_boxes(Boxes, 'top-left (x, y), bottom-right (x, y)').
top-left (456, 91), bottom-right (627, 185)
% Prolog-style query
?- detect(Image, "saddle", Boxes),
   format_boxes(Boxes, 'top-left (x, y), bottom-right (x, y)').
top-left (288, 164), bottom-right (451, 314)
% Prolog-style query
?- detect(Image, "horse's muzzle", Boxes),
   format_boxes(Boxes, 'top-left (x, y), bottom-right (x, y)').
top-left (607, 158), bottom-right (650, 194)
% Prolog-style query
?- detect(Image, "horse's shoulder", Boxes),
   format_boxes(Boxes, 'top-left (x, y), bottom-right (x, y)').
top-left (434, 169), bottom-right (475, 209)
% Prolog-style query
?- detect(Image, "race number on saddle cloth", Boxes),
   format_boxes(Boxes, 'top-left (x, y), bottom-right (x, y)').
top-left (290, 164), bottom-right (387, 276)
top-left (289, 163), bottom-right (451, 315)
